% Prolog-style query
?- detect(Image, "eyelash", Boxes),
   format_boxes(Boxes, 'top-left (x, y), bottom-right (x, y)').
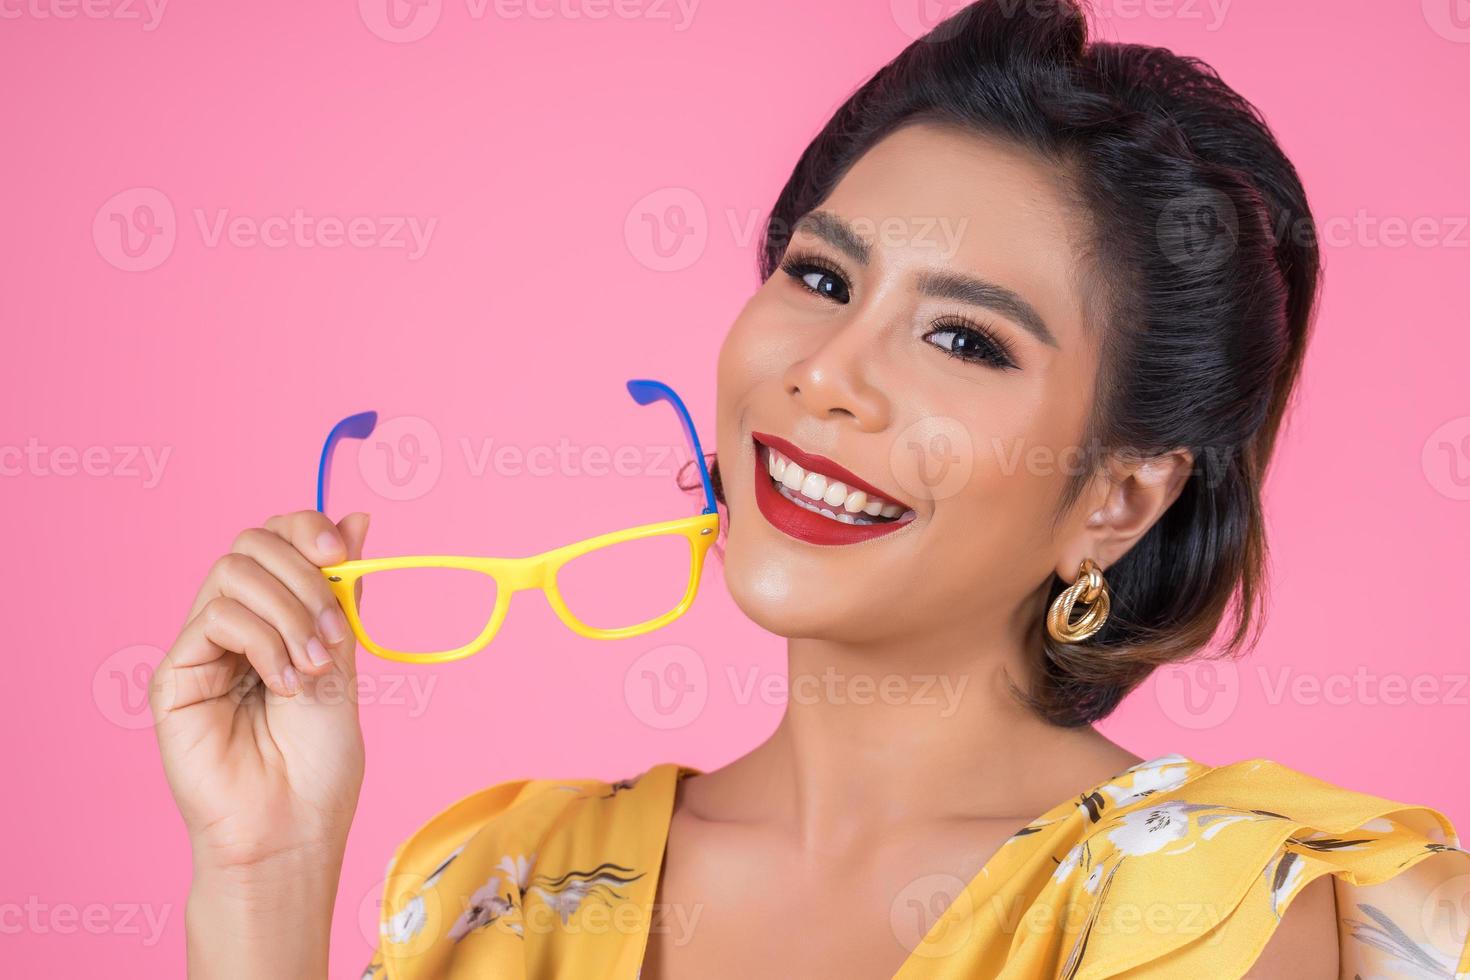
top-left (778, 250), bottom-right (1019, 371)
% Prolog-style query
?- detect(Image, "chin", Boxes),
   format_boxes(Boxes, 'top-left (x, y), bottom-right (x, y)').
top-left (718, 525), bottom-right (882, 644)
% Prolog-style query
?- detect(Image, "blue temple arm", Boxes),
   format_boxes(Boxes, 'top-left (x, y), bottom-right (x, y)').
top-left (625, 379), bottom-right (717, 516)
top-left (315, 410), bottom-right (378, 514)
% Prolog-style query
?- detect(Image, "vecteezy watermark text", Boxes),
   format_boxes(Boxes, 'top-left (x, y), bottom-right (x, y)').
top-left (0, 897), bottom-right (171, 946)
top-left (0, 0), bottom-right (167, 30)
top-left (93, 188), bottom-right (438, 272)
top-left (358, 0), bottom-right (701, 43)
top-left (1, 439), bottom-right (170, 488)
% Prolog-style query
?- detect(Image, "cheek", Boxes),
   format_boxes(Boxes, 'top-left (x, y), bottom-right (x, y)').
top-left (718, 288), bottom-right (807, 388)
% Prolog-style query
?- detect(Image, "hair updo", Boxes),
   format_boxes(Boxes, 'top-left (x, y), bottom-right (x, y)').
top-left (691, 0), bottom-right (1320, 727)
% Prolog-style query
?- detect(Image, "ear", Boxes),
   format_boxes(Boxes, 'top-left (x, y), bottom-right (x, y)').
top-left (1055, 448), bottom-right (1194, 580)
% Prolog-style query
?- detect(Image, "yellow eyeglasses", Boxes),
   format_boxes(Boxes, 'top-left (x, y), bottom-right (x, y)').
top-left (315, 379), bottom-right (720, 664)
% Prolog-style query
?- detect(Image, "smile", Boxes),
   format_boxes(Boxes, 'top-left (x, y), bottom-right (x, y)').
top-left (751, 431), bottom-right (917, 546)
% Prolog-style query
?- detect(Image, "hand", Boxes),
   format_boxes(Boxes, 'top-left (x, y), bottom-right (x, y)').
top-left (152, 510), bottom-right (372, 875)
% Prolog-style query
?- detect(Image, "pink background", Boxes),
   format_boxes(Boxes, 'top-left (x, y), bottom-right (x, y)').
top-left (4, 0), bottom-right (1468, 974)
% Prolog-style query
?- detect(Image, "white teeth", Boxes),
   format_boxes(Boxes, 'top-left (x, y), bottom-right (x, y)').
top-left (762, 443), bottom-right (914, 528)
top-left (799, 471), bottom-right (826, 502)
top-left (777, 483), bottom-right (878, 525)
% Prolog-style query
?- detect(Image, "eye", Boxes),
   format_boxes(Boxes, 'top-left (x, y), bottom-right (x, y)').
top-left (780, 252), bottom-right (851, 304)
top-left (924, 317), bottom-right (1018, 371)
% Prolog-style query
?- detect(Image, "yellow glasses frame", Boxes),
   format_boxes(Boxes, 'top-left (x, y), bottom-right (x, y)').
top-left (319, 511), bottom-right (719, 664)
top-left (314, 379), bottom-right (720, 664)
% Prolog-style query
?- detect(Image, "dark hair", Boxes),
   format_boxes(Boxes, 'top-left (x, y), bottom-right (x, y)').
top-left (687, 0), bottom-right (1320, 727)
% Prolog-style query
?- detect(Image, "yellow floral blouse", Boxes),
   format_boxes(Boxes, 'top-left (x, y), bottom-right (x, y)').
top-left (362, 754), bottom-right (1470, 979)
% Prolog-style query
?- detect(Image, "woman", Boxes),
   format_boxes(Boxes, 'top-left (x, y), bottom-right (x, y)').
top-left (152, 1), bottom-right (1470, 977)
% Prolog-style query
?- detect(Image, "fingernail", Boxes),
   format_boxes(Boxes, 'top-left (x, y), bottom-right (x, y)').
top-left (280, 666), bottom-right (302, 696)
top-left (306, 636), bottom-right (332, 667)
top-left (318, 606), bottom-right (349, 644)
top-left (316, 530), bottom-right (344, 559)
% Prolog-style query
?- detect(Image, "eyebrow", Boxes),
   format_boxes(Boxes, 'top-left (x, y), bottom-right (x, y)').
top-left (791, 209), bottom-right (1059, 349)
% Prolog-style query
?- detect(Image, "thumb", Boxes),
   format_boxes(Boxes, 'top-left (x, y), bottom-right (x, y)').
top-left (337, 512), bottom-right (371, 561)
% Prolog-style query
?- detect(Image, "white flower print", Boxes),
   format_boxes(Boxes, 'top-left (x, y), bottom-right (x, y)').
top-left (448, 875), bottom-right (515, 942)
top-left (1199, 813), bottom-right (1257, 840)
top-left (1342, 902), bottom-right (1461, 979)
top-left (1053, 843), bottom-right (1085, 885)
top-left (381, 840), bottom-right (469, 945)
top-left (384, 894), bottom-right (427, 945)
top-left (1268, 853), bottom-right (1306, 918)
top-left (1083, 862), bottom-right (1105, 895)
top-left (527, 864), bottom-right (646, 925)
top-left (1100, 756), bottom-right (1192, 809)
top-left (498, 853), bottom-right (534, 890)
top-left (533, 881), bottom-right (592, 923)
top-left (1106, 803), bottom-right (1192, 856)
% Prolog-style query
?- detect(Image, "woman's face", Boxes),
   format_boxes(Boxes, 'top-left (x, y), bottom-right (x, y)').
top-left (715, 120), bottom-right (1107, 650)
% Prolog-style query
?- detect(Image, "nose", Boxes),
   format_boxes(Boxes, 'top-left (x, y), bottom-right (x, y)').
top-left (780, 322), bottom-right (892, 432)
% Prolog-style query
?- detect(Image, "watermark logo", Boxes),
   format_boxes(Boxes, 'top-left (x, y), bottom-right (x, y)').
top-left (0, 439), bottom-right (171, 487)
top-left (0, 896), bottom-right (172, 945)
top-left (0, 0), bottom-right (168, 30)
top-left (94, 188), bottom-right (437, 271)
top-left (889, 415), bottom-right (974, 504)
top-left (358, 0), bottom-right (699, 42)
top-left (892, 0), bottom-right (1232, 41)
top-left (93, 644), bottom-right (161, 730)
top-left (1157, 188), bottom-right (1238, 273)
top-left (359, 0), bottom-right (443, 42)
top-left (1420, 874), bottom-right (1470, 960)
top-left (624, 187), bottom-right (708, 272)
top-left (193, 208), bottom-right (436, 258)
top-left (624, 643), bottom-right (707, 729)
top-left (358, 415), bottom-right (444, 502)
top-left (1153, 658), bottom-right (1239, 730)
top-left (889, 0), bottom-right (971, 42)
top-left (1258, 666), bottom-right (1469, 708)
top-left (726, 666), bottom-right (968, 716)
top-left (93, 187), bottom-right (176, 272)
top-left (1423, 0), bottom-right (1470, 42)
top-left (891, 873), bottom-right (973, 957)
top-left (359, 870), bottom-right (445, 958)
top-left (1422, 416), bottom-right (1470, 501)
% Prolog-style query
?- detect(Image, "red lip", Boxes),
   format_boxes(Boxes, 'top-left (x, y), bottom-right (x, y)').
top-left (751, 432), bottom-right (915, 547)
top-left (752, 431), bottom-right (911, 508)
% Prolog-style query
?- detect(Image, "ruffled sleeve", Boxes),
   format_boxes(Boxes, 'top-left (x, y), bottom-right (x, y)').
top-left (361, 774), bottom-right (608, 980)
top-left (1054, 758), bottom-right (1470, 979)
top-left (361, 764), bottom-right (682, 980)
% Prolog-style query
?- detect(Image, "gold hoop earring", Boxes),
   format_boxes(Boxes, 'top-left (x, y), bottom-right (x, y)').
top-left (1046, 558), bottom-right (1111, 644)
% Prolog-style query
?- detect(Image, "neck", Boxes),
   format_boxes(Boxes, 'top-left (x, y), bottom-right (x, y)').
top-left (684, 598), bottom-right (1140, 847)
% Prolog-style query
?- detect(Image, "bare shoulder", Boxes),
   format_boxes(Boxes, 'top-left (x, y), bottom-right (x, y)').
top-left (1243, 873), bottom-right (1338, 979)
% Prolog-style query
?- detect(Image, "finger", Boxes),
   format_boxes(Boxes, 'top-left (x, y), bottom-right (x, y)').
top-left (166, 597), bottom-right (298, 707)
top-left (337, 511), bottom-right (370, 562)
top-left (229, 528), bottom-right (350, 671)
top-left (151, 635), bottom-right (246, 715)
top-left (262, 510), bottom-right (352, 567)
top-left (179, 510), bottom-right (348, 628)
top-left (207, 550), bottom-right (335, 677)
